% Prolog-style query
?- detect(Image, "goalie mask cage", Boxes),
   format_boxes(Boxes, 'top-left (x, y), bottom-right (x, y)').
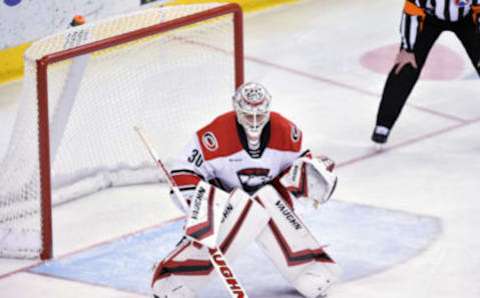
top-left (0, 3), bottom-right (244, 260)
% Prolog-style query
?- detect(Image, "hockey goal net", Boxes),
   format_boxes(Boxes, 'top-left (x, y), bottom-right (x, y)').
top-left (0, 3), bottom-right (243, 259)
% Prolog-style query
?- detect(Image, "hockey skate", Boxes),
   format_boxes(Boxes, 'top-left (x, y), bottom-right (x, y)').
top-left (371, 125), bottom-right (390, 144)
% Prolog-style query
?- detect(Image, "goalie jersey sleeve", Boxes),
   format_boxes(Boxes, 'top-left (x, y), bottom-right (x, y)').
top-left (169, 137), bottom-right (214, 198)
top-left (170, 111), bottom-right (307, 198)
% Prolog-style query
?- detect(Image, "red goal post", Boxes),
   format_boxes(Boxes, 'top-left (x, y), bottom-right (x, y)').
top-left (0, 3), bottom-right (244, 260)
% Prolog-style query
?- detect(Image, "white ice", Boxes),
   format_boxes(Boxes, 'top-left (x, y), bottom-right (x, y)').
top-left (1, 0), bottom-right (480, 297)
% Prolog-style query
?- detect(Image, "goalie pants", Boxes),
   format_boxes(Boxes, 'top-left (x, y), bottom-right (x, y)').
top-left (375, 13), bottom-right (480, 131)
top-left (151, 185), bottom-right (340, 296)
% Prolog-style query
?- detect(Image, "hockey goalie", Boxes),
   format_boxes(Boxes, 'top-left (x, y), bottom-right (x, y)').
top-left (151, 82), bottom-right (341, 298)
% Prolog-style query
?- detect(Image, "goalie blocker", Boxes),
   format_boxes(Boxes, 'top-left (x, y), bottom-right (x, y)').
top-left (152, 176), bottom-right (340, 298)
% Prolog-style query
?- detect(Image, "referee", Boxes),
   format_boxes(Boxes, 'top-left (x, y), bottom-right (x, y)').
top-left (372, 0), bottom-right (480, 144)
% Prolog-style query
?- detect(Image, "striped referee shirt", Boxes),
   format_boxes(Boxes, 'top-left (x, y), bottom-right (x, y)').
top-left (401, 0), bottom-right (480, 51)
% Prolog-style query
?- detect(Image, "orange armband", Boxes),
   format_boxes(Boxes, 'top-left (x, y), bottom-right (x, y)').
top-left (404, 1), bottom-right (426, 31)
top-left (472, 5), bottom-right (480, 25)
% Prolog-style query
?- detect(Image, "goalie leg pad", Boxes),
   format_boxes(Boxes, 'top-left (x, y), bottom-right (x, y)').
top-left (152, 187), bottom-right (270, 295)
top-left (151, 238), bottom-right (211, 295)
top-left (215, 187), bottom-right (270, 258)
top-left (184, 181), bottom-right (270, 251)
top-left (253, 185), bottom-right (341, 296)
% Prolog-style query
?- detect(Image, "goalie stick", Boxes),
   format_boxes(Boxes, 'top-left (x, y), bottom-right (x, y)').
top-left (133, 126), bottom-right (249, 298)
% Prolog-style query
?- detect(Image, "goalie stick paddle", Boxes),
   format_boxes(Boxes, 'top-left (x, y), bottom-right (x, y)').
top-left (133, 126), bottom-right (249, 298)
top-left (133, 126), bottom-right (189, 212)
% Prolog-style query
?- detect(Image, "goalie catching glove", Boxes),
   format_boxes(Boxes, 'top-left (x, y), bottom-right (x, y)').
top-left (280, 155), bottom-right (338, 207)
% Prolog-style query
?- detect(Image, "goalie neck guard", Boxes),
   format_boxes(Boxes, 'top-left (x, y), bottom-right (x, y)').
top-left (232, 82), bottom-right (272, 150)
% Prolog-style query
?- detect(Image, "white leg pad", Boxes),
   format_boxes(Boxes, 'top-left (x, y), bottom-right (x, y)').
top-left (152, 187), bottom-right (270, 296)
top-left (253, 185), bottom-right (341, 297)
top-left (216, 188), bottom-right (270, 258)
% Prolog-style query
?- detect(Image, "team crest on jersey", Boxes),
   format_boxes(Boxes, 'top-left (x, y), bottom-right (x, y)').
top-left (454, 0), bottom-right (471, 7)
top-left (202, 131), bottom-right (218, 152)
top-left (291, 125), bottom-right (301, 143)
top-left (237, 168), bottom-right (272, 194)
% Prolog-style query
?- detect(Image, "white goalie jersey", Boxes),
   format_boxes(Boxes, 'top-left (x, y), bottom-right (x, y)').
top-left (170, 111), bottom-right (305, 202)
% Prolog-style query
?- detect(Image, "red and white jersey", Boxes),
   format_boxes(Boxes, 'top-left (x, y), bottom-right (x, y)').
top-left (171, 111), bottom-right (306, 195)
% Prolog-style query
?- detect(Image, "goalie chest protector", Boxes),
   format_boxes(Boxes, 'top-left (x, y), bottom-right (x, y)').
top-left (194, 111), bottom-right (303, 194)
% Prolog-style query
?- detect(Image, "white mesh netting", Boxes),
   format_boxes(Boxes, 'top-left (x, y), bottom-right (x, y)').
top-left (0, 3), bottom-right (239, 258)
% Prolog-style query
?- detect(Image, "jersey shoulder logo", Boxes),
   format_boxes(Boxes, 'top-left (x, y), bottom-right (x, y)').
top-left (290, 125), bottom-right (301, 143)
top-left (202, 131), bottom-right (218, 152)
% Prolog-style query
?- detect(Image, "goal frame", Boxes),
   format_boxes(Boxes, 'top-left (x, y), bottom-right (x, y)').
top-left (35, 3), bottom-right (244, 260)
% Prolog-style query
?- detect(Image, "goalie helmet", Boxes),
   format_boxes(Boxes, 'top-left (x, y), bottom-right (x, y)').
top-left (232, 82), bottom-right (272, 148)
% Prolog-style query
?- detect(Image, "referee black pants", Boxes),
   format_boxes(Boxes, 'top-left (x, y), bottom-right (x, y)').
top-left (375, 14), bottom-right (480, 131)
